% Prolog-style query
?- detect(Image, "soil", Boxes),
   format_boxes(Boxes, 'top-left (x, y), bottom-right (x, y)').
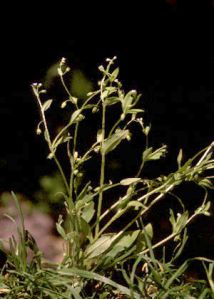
top-left (0, 192), bottom-right (64, 263)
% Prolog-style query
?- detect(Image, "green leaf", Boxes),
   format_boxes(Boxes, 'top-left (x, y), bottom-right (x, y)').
top-left (105, 86), bottom-right (117, 94)
top-left (105, 96), bottom-right (120, 106)
top-left (127, 108), bottom-right (144, 114)
top-left (121, 90), bottom-right (137, 114)
top-left (105, 230), bottom-right (140, 260)
top-left (42, 99), bottom-right (53, 111)
top-left (110, 67), bottom-right (119, 82)
top-left (96, 129), bottom-right (103, 143)
top-left (11, 192), bottom-right (25, 235)
top-left (164, 261), bottom-right (188, 290)
top-left (70, 109), bottom-right (82, 124)
top-left (120, 177), bottom-right (141, 186)
top-left (81, 201), bottom-right (95, 223)
top-left (198, 178), bottom-right (214, 189)
top-left (142, 145), bottom-right (167, 162)
top-left (127, 200), bottom-right (145, 210)
top-left (56, 223), bottom-right (66, 239)
top-left (116, 194), bottom-right (133, 211)
top-left (44, 129), bottom-right (49, 142)
top-left (57, 267), bottom-right (140, 298)
top-left (78, 217), bottom-right (91, 241)
top-left (172, 228), bottom-right (188, 261)
top-left (195, 201), bottom-right (211, 216)
top-left (149, 263), bottom-right (164, 287)
top-left (101, 90), bottom-right (109, 99)
top-left (76, 193), bottom-right (94, 210)
top-left (52, 135), bottom-right (71, 152)
top-left (85, 234), bottom-right (116, 259)
top-left (102, 129), bottom-right (129, 154)
top-left (135, 223), bottom-right (153, 252)
top-left (169, 210), bottom-right (189, 235)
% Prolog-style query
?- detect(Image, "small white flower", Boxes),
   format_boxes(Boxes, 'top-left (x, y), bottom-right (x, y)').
top-left (36, 128), bottom-right (42, 135)
top-left (177, 213), bottom-right (181, 219)
top-left (60, 57), bottom-right (66, 65)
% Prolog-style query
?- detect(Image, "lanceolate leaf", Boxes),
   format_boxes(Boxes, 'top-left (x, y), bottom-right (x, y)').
top-left (85, 234), bottom-right (116, 259)
top-left (121, 90), bottom-right (136, 114)
top-left (102, 129), bottom-right (129, 154)
top-left (198, 178), bottom-right (214, 189)
top-left (142, 145), bottom-right (167, 162)
top-left (42, 99), bottom-right (53, 111)
top-left (103, 230), bottom-right (140, 260)
top-left (120, 177), bottom-right (141, 186)
top-left (127, 108), bottom-right (144, 114)
top-left (70, 109), bottom-right (82, 124)
top-left (110, 67), bottom-right (119, 82)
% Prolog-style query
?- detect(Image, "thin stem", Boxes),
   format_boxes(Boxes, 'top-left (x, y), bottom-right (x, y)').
top-left (108, 118), bottom-right (122, 137)
top-left (91, 186), bottom-right (148, 229)
top-left (59, 73), bottom-right (76, 106)
top-left (35, 92), bottom-right (52, 146)
top-left (52, 91), bottom-right (99, 147)
top-left (53, 155), bottom-right (70, 197)
top-left (96, 183), bottom-right (174, 239)
top-left (141, 233), bottom-right (175, 256)
top-left (98, 178), bottom-right (172, 224)
top-left (69, 123), bottom-right (79, 201)
top-left (138, 211), bottom-right (199, 256)
top-left (96, 158), bottom-right (203, 228)
top-left (136, 160), bottom-right (145, 178)
top-left (34, 90), bottom-right (70, 196)
top-left (196, 141), bottom-right (214, 166)
top-left (95, 102), bottom-right (106, 237)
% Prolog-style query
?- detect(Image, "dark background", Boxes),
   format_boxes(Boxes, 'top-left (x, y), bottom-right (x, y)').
top-left (0, 2), bottom-right (214, 200)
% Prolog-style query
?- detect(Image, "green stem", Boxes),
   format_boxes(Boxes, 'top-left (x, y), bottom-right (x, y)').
top-left (97, 178), bottom-right (172, 225)
top-left (97, 183), bottom-right (174, 239)
top-left (59, 73), bottom-right (75, 105)
top-left (53, 155), bottom-right (70, 197)
top-left (69, 123), bottom-right (79, 201)
top-left (95, 102), bottom-right (106, 237)
top-left (136, 160), bottom-right (145, 178)
top-left (108, 118), bottom-right (121, 137)
top-left (138, 211), bottom-right (199, 257)
top-left (52, 91), bottom-right (99, 148)
top-left (35, 91), bottom-right (70, 197)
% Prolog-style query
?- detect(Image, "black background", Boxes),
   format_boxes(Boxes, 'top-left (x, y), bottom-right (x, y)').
top-left (0, 0), bottom-right (214, 195)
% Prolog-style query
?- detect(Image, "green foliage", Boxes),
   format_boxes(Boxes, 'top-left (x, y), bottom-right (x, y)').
top-left (1, 56), bottom-right (214, 298)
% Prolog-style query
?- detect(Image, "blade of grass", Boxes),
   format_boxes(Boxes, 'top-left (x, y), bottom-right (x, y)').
top-left (56, 267), bottom-right (140, 298)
